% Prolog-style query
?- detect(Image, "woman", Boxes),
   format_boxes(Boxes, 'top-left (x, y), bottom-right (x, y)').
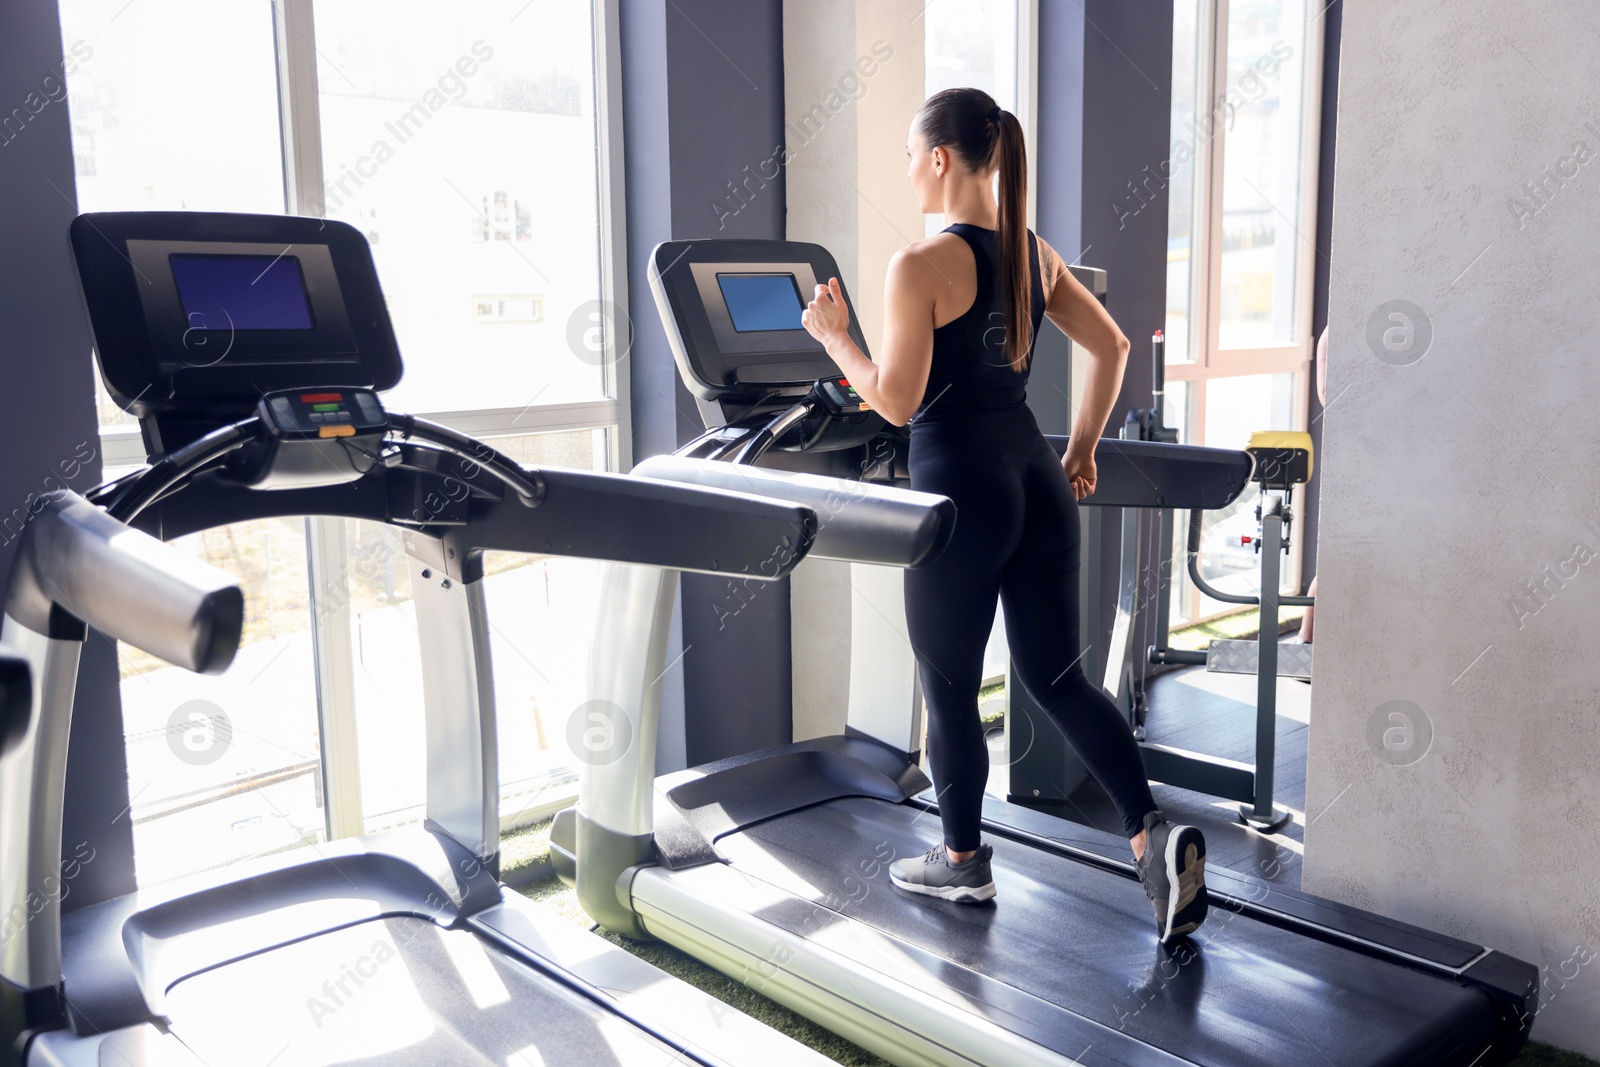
top-left (799, 87), bottom-right (1208, 944)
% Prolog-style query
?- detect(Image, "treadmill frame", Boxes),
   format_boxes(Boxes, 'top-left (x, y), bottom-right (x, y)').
top-left (558, 236), bottom-right (1540, 1067)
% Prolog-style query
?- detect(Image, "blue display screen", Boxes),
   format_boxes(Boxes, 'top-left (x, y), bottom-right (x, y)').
top-left (717, 273), bottom-right (806, 333)
top-left (170, 253), bottom-right (314, 330)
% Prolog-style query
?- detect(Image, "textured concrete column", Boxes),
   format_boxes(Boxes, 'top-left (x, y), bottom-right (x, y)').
top-left (1307, 2), bottom-right (1600, 1054)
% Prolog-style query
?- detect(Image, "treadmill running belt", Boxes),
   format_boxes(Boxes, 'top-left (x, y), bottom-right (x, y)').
top-left (715, 798), bottom-right (1502, 1067)
top-left (160, 917), bottom-right (683, 1066)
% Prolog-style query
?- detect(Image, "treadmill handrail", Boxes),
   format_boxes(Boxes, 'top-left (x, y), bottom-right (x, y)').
top-left (5, 491), bottom-right (243, 675)
top-left (1046, 436), bottom-right (1254, 510)
top-left (631, 454), bottom-right (956, 568)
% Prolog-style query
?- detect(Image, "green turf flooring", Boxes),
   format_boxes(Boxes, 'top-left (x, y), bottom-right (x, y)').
top-left (500, 821), bottom-right (1594, 1067)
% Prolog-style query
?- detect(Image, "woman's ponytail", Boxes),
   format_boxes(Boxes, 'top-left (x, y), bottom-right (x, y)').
top-left (992, 109), bottom-right (1030, 373)
top-left (916, 89), bottom-right (1034, 373)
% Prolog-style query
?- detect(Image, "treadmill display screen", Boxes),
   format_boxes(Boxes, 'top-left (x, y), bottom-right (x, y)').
top-left (170, 253), bottom-right (315, 330)
top-left (717, 273), bottom-right (805, 333)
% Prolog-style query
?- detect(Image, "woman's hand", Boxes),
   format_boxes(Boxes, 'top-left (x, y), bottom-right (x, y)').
top-left (801, 277), bottom-right (851, 347)
top-left (1062, 447), bottom-right (1096, 501)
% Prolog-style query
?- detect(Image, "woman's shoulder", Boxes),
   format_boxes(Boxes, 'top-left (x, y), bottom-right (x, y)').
top-left (902, 230), bottom-right (968, 257)
top-left (893, 231), bottom-right (972, 275)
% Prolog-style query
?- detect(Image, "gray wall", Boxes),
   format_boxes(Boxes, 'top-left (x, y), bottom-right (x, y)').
top-left (1033, 1), bottom-right (1174, 675)
top-left (620, 0), bottom-right (790, 767)
top-left (1306, 0), bottom-right (1600, 1053)
top-left (0, 0), bottom-right (135, 910)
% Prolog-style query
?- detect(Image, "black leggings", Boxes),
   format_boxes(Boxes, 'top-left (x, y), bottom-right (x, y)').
top-left (904, 409), bottom-right (1158, 848)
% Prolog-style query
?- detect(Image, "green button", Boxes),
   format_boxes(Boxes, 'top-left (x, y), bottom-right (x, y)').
top-left (313, 403), bottom-right (340, 412)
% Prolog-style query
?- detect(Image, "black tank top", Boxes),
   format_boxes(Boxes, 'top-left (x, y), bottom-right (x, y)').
top-left (914, 223), bottom-right (1046, 420)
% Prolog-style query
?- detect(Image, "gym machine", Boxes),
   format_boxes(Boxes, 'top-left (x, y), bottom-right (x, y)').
top-left (553, 236), bottom-right (1537, 1067)
top-left (0, 211), bottom-right (841, 1067)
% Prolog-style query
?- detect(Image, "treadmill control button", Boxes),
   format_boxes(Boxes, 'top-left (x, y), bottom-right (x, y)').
top-left (354, 391), bottom-right (385, 424)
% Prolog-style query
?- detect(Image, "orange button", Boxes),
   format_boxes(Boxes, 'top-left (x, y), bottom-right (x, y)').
top-left (318, 425), bottom-right (357, 438)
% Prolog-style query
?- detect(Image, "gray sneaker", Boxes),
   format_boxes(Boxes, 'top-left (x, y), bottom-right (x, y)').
top-left (890, 842), bottom-right (996, 904)
top-left (1135, 811), bottom-right (1208, 944)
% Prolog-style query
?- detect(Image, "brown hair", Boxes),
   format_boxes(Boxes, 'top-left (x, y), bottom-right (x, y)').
top-left (915, 87), bottom-right (1031, 372)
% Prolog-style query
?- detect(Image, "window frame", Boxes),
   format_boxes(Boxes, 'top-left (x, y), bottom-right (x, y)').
top-left (1170, 0), bottom-right (1324, 389)
top-left (1167, 0), bottom-right (1324, 619)
top-left (97, 0), bottom-right (630, 842)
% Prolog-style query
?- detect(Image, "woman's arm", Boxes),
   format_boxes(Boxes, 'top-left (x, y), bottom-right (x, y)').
top-left (801, 248), bottom-right (936, 427)
top-left (1038, 236), bottom-right (1131, 499)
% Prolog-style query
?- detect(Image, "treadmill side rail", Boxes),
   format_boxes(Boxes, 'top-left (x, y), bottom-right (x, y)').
top-left (631, 455), bottom-right (956, 568)
top-left (0, 493), bottom-right (244, 998)
top-left (5, 492), bottom-right (243, 675)
top-left (1042, 436), bottom-right (1253, 511)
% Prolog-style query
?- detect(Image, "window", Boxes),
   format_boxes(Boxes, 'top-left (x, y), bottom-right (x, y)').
top-left (59, 0), bottom-right (626, 883)
top-left (311, 1), bottom-right (616, 415)
top-left (1165, 0), bottom-right (1324, 623)
top-left (921, 0), bottom-right (1032, 236)
top-left (116, 515), bottom-right (326, 885)
top-left (61, 0), bottom-right (285, 437)
top-left (351, 428), bottom-right (609, 836)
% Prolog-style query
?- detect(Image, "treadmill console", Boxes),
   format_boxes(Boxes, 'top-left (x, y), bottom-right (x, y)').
top-left (71, 211), bottom-right (402, 452)
top-left (262, 387), bottom-right (388, 438)
top-left (220, 386), bottom-right (391, 491)
top-left (649, 239), bottom-right (891, 462)
top-left (814, 377), bottom-right (869, 416)
top-left (649, 239), bottom-right (870, 404)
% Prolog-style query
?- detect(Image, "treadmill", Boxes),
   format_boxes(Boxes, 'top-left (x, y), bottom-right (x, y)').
top-left (0, 211), bottom-right (848, 1067)
top-left (552, 237), bottom-right (1539, 1067)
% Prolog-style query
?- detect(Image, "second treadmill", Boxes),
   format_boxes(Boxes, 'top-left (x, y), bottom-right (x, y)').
top-left (2, 212), bottom-right (843, 1067)
top-left (554, 237), bottom-right (1538, 1067)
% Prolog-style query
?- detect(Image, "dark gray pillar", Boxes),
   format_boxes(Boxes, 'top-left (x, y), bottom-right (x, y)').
top-left (0, 1), bottom-right (134, 909)
top-left (1029, 0), bottom-right (1085, 437)
top-left (1034, 1), bottom-right (1173, 676)
top-left (620, 0), bottom-right (789, 768)
top-left (1300, 0), bottom-right (1342, 590)
top-left (1083, 1), bottom-right (1174, 679)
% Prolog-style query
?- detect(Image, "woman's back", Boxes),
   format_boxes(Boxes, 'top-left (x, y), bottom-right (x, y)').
top-left (915, 223), bottom-right (1046, 421)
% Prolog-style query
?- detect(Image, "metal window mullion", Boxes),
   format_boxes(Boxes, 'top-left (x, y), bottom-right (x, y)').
top-left (277, 0), bottom-right (364, 838)
top-left (1183, 0), bottom-right (1220, 373)
top-left (273, 0), bottom-right (323, 216)
top-left (305, 516), bottom-right (364, 839)
top-left (1201, 0), bottom-right (1227, 372)
top-left (1294, 3), bottom-right (1326, 350)
top-left (1018, 0), bottom-right (1040, 227)
top-left (594, 0), bottom-right (632, 472)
